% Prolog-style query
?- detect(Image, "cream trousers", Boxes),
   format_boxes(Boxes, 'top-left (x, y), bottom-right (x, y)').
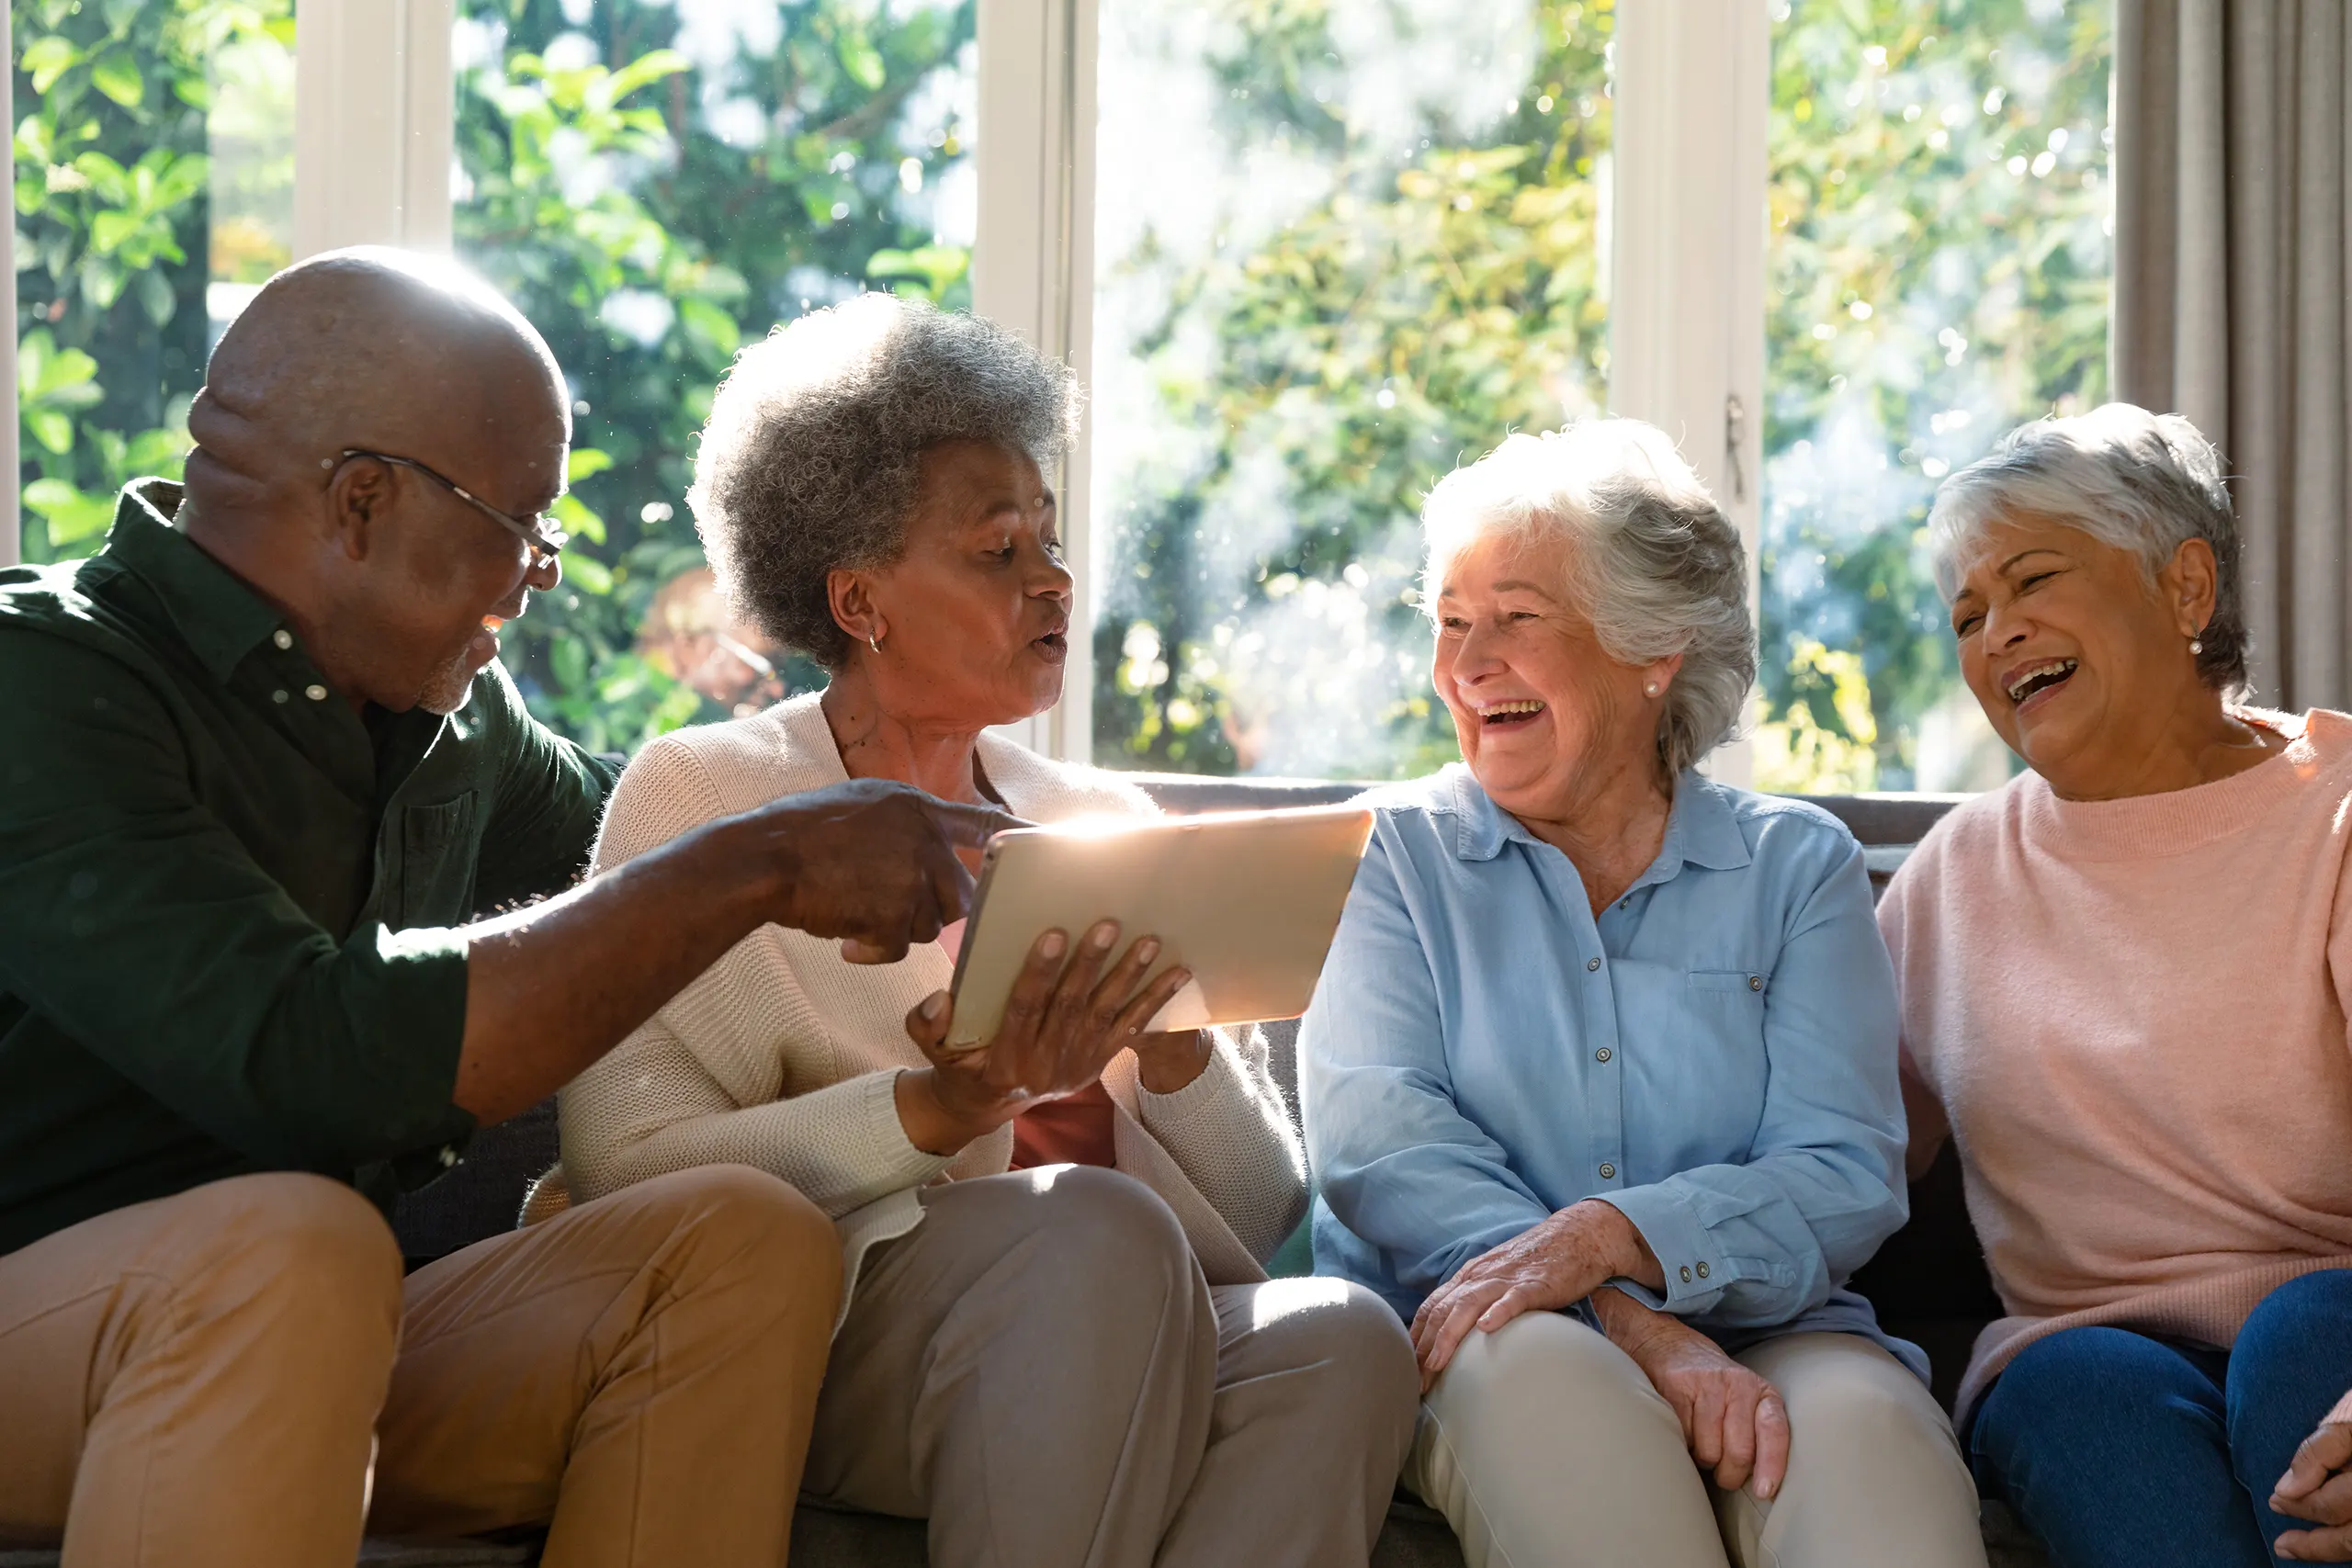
top-left (0, 1165), bottom-right (842, 1568)
top-left (1407, 1312), bottom-right (1987, 1568)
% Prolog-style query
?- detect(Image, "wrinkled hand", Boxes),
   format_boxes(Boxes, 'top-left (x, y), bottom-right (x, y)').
top-left (896, 919), bottom-right (1193, 1155)
top-left (1410, 1201), bottom-right (1650, 1391)
top-left (2274, 1403), bottom-right (2352, 1562)
top-left (1599, 1290), bottom-right (1790, 1499)
top-left (743, 779), bottom-right (1024, 964)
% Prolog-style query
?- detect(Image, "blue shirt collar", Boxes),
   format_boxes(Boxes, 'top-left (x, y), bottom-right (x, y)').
top-left (1446, 763), bottom-right (1754, 882)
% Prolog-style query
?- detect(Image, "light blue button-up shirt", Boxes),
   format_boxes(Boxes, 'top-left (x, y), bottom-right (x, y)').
top-left (1301, 765), bottom-right (1922, 1378)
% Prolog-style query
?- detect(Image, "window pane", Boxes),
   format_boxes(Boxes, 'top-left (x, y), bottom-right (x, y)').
top-left (1091, 0), bottom-right (1612, 779)
top-left (1757, 0), bottom-right (2112, 793)
top-left (453, 0), bottom-right (977, 752)
top-left (13, 0), bottom-right (296, 562)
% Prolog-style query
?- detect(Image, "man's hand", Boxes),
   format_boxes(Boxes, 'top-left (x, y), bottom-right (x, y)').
top-left (738, 778), bottom-right (1024, 964)
top-left (895, 920), bottom-right (1193, 1156)
top-left (1409, 1200), bottom-right (1660, 1391)
top-left (2274, 1397), bottom-right (2352, 1561)
top-left (454, 779), bottom-right (1023, 1127)
top-left (1592, 1288), bottom-right (1789, 1498)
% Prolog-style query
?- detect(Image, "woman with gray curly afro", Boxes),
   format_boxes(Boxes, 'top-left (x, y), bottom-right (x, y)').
top-left (560, 293), bottom-right (1418, 1567)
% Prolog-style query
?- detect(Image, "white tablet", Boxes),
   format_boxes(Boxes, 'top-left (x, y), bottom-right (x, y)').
top-left (944, 805), bottom-right (1375, 1049)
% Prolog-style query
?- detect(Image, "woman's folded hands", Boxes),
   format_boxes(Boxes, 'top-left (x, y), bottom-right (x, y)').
top-left (894, 919), bottom-right (1194, 1156)
top-left (1590, 1286), bottom-right (1790, 1501)
top-left (2274, 1391), bottom-right (2352, 1562)
top-left (1409, 1199), bottom-right (1665, 1389)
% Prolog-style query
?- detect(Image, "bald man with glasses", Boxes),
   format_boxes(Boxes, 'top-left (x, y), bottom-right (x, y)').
top-left (0, 249), bottom-right (1015, 1567)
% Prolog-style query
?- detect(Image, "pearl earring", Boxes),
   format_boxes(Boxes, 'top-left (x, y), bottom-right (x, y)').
top-left (1645, 682), bottom-right (1659, 696)
top-left (2189, 637), bottom-right (2204, 656)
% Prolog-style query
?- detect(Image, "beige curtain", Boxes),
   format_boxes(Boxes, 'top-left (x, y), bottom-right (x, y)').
top-left (2114, 0), bottom-right (2351, 708)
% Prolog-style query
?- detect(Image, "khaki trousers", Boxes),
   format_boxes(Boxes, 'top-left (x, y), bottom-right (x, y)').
top-left (802, 1165), bottom-right (1420, 1568)
top-left (0, 1165), bottom-right (842, 1568)
top-left (1408, 1314), bottom-right (1987, 1568)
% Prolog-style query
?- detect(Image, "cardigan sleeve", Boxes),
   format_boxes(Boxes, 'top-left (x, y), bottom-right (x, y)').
top-left (559, 733), bottom-right (952, 1215)
top-left (1136, 1023), bottom-right (1308, 1261)
top-left (559, 1019), bottom-right (950, 1216)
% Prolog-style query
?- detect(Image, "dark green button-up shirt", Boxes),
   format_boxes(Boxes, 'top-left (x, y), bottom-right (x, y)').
top-left (0, 479), bottom-right (618, 1256)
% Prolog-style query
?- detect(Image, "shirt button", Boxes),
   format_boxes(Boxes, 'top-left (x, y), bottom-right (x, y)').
top-left (1598, 1162), bottom-right (1615, 1179)
top-left (271, 689), bottom-right (289, 704)
top-left (304, 683), bottom-right (330, 702)
top-left (1747, 975), bottom-right (1763, 991)
top-left (437, 1145), bottom-right (458, 1168)
top-left (271, 629), bottom-right (293, 650)
top-left (1679, 1265), bottom-right (1693, 1283)
top-left (1586, 957), bottom-right (1601, 972)
top-left (1594, 1046), bottom-right (1611, 1063)
top-left (1696, 1262), bottom-right (1711, 1279)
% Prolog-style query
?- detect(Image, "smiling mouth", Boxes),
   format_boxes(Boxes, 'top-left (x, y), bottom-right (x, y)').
top-left (2004, 658), bottom-right (2077, 707)
top-left (1475, 699), bottom-right (1546, 728)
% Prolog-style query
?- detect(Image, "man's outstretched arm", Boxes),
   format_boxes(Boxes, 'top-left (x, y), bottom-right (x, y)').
top-left (0, 637), bottom-right (1012, 1161)
top-left (454, 779), bottom-right (1013, 1126)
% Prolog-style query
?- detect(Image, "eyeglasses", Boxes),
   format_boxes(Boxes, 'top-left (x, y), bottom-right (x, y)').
top-left (336, 449), bottom-right (569, 568)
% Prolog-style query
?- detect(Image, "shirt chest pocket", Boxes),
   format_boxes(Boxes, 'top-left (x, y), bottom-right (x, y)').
top-left (390, 793), bottom-right (481, 928)
top-left (1610, 961), bottom-right (1770, 1165)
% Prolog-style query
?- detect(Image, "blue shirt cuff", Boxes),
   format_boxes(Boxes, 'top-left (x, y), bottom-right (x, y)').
top-left (1597, 1183), bottom-right (1732, 1314)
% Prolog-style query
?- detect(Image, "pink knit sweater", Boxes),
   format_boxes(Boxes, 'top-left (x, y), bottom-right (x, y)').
top-left (1880, 708), bottom-right (2352, 1420)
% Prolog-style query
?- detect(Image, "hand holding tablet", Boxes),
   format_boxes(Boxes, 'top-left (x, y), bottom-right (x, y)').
top-left (897, 919), bottom-right (1193, 1155)
top-left (894, 805), bottom-right (1374, 1156)
top-left (944, 805), bottom-right (1375, 1047)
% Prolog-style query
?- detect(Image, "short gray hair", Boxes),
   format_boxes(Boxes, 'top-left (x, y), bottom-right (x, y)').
top-left (1928, 402), bottom-right (2246, 691)
top-left (1420, 419), bottom-right (1756, 779)
top-left (689, 293), bottom-right (1082, 667)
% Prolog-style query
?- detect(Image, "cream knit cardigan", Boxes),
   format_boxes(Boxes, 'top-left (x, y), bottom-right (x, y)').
top-left (534, 692), bottom-right (1306, 1320)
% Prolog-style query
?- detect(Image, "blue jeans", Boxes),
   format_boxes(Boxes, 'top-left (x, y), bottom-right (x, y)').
top-left (1968, 1269), bottom-right (2352, 1568)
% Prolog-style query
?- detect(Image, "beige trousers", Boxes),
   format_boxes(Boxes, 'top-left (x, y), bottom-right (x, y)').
top-left (0, 1164), bottom-right (842, 1568)
top-left (802, 1165), bottom-right (1420, 1568)
top-left (1408, 1313), bottom-right (1987, 1568)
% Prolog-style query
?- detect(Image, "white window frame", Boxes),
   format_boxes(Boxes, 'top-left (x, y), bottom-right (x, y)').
top-left (2, 6), bottom-right (17, 570)
top-left (3, 0), bottom-right (1772, 772)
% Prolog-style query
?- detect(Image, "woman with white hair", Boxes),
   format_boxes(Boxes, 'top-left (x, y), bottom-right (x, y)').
top-left (1300, 420), bottom-right (1986, 1568)
top-left (549, 294), bottom-right (1418, 1568)
top-left (1882, 402), bottom-right (2352, 1566)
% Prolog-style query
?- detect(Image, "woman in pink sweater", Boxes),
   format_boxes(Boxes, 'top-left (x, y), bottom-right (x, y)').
top-left (1879, 404), bottom-right (2352, 1566)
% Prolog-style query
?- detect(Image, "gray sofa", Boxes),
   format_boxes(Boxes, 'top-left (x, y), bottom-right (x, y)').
top-left (11, 781), bottom-right (2054, 1567)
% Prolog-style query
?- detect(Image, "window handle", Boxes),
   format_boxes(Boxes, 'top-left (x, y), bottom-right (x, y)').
top-left (1724, 393), bottom-right (1748, 502)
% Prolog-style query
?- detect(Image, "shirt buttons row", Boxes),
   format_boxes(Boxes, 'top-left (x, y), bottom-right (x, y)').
top-left (273, 684), bottom-right (331, 704)
top-left (1676, 1262), bottom-right (1713, 1284)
